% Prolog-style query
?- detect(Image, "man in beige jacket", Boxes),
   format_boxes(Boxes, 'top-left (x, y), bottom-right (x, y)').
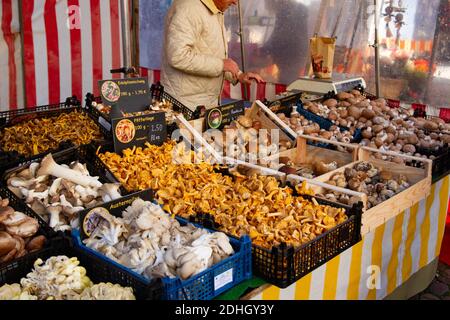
top-left (161, 0), bottom-right (263, 112)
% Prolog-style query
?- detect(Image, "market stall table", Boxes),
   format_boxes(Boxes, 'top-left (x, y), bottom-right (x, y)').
top-left (216, 176), bottom-right (449, 300)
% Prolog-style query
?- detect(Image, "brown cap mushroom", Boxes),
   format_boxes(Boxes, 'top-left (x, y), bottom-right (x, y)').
top-left (26, 235), bottom-right (46, 252)
top-left (0, 232), bottom-right (16, 256)
top-left (0, 206), bottom-right (14, 223)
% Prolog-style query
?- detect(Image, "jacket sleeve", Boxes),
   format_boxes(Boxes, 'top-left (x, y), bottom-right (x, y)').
top-left (166, 8), bottom-right (224, 78)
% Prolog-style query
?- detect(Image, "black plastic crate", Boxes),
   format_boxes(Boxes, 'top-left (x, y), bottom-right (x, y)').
top-left (253, 196), bottom-right (362, 288)
top-left (0, 186), bottom-right (54, 267)
top-left (189, 185), bottom-right (363, 289)
top-left (0, 186), bottom-right (55, 238)
top-left (0, 97), bottom-right (111, 173)
top-left (0, 96), bottom-right (79, 126)
top-left (416, 143), bottom-right (450, 183)
top-left (0, 236), bottom-right (159, 300)
top-left (83, 142), bottom-right (129, 191)
top-left (1, 146), bottom-right (126, 232)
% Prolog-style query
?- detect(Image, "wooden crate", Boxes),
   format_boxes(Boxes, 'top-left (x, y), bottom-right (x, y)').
top-left (265, 135), bottom-right (359, 176)
top-left (177, 100), bottom-right (296, 162)
top-left (312, 147), bottom-right (432, 235)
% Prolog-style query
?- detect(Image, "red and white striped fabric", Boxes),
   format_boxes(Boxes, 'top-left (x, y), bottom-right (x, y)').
top-left (0, 0), bottom-right (23, 111)
top-left (21, 0), bottom-right (123, 107)
top-left (140, 68), bottom-right (288, 102)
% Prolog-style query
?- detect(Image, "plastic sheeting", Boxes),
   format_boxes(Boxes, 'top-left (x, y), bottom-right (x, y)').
top-left (236, 0), bottom-right (317, 85)
top-left (138, 0), bottom-right (449, 108)
top-left (377, 0), bottom-right (448, 105)
top-left (139, 0), bottom-right (172, 70)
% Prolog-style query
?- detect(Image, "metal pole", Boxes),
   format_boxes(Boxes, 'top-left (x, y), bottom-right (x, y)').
top-left (237, 0), bottom-right (246, 73)
top-left (237, 0), bottom-right (249, 101)
top-left (374, 0), bottom-right (381, 97)
top-left (424, 0), bottom-right (445, 104)
top-left (18, 0), bottom-right (27, 108)
top-left (131, 0), bottom-right (140, 68)
top-left (120, 0), bottom-right (132, 75)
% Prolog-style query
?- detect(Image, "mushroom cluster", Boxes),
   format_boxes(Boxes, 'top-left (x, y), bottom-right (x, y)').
top-left (98, 142), bottom-right (349, 249)
top-left (357, 107), bottom-right (449, 160)
top-left (84, 199), bottom-right (234, 281)
top-left (155, 166), bottom-right (348, 249)
top-left (304, 90), bottom-right (391, 130)
top-left (0, 197), bottom-right (46, 263)
top-left (0, 110), bottom-right (103, 157)
top-left (7, 154), bottom-right (122, 231)
top-left (322, 162), bottom-right (410, 208)
top-left (301, 90), bottom-right (449, 161)
top-left (207, 115), bottom-right (292, 162)
top-left (270, 157), bottom-right (338, 179)
top-left (0, 256), bottom-right (135, 300)
top-left (276, 110), bottom-right (355, 145)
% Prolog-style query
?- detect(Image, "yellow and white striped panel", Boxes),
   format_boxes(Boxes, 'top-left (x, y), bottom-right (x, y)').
top-left (253, 176), bottom-right (450, 300)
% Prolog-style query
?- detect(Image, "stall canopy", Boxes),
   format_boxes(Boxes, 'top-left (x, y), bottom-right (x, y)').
top-left (0, 0), bottom-right (449, 115)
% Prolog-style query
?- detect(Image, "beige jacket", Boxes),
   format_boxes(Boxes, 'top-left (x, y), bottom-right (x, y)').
top-left (161, 0), bottom-right (236, 112)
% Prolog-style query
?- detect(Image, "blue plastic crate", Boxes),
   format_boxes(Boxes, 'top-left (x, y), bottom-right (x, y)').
top-left (72, 218), bottom-right (252, 300)
top-left (296, 103), bottom-right (362, 146)
top-left (296, 103), bottom-right (344, 132)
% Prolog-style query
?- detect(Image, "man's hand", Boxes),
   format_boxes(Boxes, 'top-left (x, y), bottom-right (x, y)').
top-left (238, 72), bottom-right (265, 85)
top-left (223, 58), bottom-right (240, 79)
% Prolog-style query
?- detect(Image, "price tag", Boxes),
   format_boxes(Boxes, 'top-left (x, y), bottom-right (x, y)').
top-left (205, 100), bottom-right (245, 130)
top-left (98, 78), bottom-right (150, 118)
top-left (269, 93), bottom-right (302, 117)
top-left (214, 268), bottom-right (233, 291)
top-left (111, 112), bottom-right (167, 154)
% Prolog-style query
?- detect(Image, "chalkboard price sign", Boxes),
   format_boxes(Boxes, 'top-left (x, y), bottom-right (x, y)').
top-left (205, 100), bottom-right (245, 130)
top-left (111, 112), bottom-right (167, 154)
top-left (98, 78), bottom-right (150, 118)
top-left (268, 93), bottom-right (302, 117)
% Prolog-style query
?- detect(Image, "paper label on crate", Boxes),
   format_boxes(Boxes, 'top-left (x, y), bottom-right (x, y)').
top-left (98, 116), bottom-right (112, 132)
top-left (214, 268), bottom-right (233, 291)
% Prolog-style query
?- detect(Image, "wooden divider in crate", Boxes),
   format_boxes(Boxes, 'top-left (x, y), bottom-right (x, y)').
top-left (246, 100), bottom-right (296, 144)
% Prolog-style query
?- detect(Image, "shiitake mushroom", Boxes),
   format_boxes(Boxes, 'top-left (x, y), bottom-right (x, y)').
top-left (328, 111), bottom-right (338, 121)
top-left (338, 109), bottom-right (348, 118)
top-left (362, 109), bottom-right (376, 120)
top-left (372, 125), bottom-right (384, 134)
top-left (348, 106), bottom-right (362, 120)
top-left (323, 99), bottom-right (338, 108)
